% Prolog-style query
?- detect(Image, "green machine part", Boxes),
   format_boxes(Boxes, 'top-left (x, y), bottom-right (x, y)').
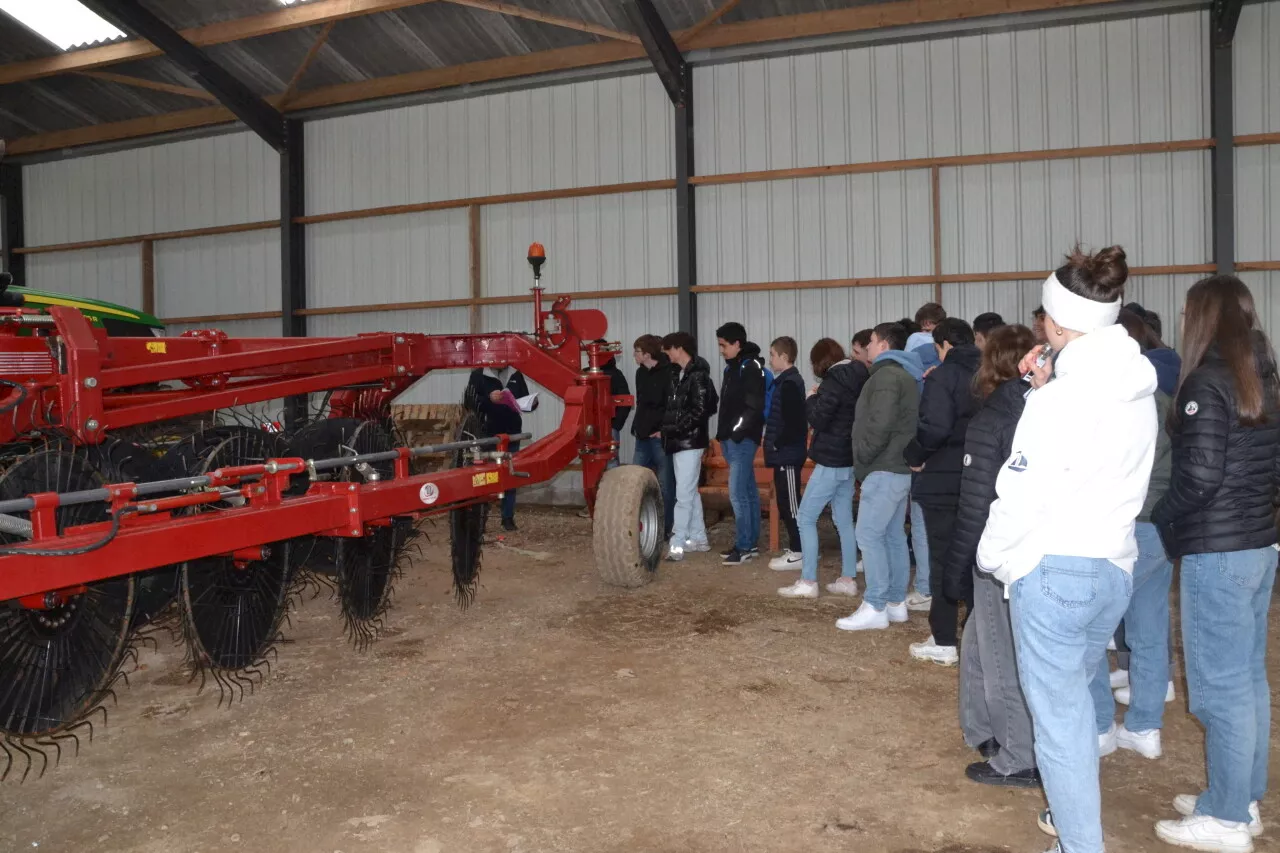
top-left (13, 287), bottom-right (165, 336)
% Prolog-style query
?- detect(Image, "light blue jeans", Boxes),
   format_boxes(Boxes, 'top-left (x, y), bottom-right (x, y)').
top-left (723, 438), bottom-right (761, 552)
top-left (1088, 522), bottom-right (1172, 734)
top-left (910, 499), bottom-right (930, 595)
top-left (633, 436), bottom-right (675, 537)
top-left (797, 465), bottom-right (857, 582)
top-left (1011, 556), bottom-right (1132, 853)
top-left (1182, 546), bottom-right (1278, 825)
top-left (856, 471), bottom-right (912, 610)
top-left (669, 448), bottom-right (707, 549)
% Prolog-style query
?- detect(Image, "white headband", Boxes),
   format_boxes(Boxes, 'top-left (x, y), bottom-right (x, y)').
top-left (1041, 271), bottom-right (1121, 334)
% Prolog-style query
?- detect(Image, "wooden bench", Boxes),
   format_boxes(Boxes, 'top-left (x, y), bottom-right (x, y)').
top-left (698, 441), bottom-right (815, 552)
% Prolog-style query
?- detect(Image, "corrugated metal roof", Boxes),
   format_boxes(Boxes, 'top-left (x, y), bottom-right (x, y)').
top-left (0, 0), bottom-right (951, 142)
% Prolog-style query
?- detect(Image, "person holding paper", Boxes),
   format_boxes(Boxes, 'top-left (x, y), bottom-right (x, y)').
top-left (466, 365), bottom-right (536, 531)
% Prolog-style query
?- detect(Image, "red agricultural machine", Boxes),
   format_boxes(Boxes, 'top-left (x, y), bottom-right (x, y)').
top-left (0, 246), bottom-right (664, 781)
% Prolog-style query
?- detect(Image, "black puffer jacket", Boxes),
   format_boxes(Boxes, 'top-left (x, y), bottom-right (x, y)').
top-left (716, 342), bottom-right (767, 444)
top-left (632, 357), bottom-right (674, 439)
top-left (903, 343), bottom-right (982, 508)
top-left (805, 360), bottom-right (867, 468)
top-left (662, 356), bottom-right (718, 453)
top-left (941, 377), bottom-right (1027, 602)
top-left (1151, 335), bottom-right (1280, 558)
top-left (764, 366), bottom-right (807, 468)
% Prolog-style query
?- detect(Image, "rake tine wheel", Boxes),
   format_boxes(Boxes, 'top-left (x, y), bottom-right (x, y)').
top-left (447, 413), bottom-right (490, 609)
top-left (0, 446), bottom-right (137, 781)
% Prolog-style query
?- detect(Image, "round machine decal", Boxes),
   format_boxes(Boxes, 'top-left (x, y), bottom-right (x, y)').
top-left (419, 482), bottom-right (440, 505)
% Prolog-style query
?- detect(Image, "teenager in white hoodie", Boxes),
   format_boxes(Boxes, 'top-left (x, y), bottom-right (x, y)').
top-left (977, 246), bottom-right (1157, 853)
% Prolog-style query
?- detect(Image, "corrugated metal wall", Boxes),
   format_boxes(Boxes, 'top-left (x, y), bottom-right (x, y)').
top-left (1236, 2), bottom-right (1280, 339)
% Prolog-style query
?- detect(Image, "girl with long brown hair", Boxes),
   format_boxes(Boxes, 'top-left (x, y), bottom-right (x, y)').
top-left (943, 323), bottom-right (1041, 789)
top-left (1151, 275), bottom-right (1280, 851)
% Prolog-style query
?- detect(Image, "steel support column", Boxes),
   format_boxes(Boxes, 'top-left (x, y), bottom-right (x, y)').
top-left (628, 0), bottom-right (696, 333)
top-left (0, 164), bottom-right (23, 286)
top-left (1210, 0), bottom-right (1244, 275)
top-left (281, 120), bottom-right (308, 427)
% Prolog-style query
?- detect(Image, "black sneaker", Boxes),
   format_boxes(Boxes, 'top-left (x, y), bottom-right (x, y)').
top-left (976, 738), bottom-right (1000, 759)
top-left (501, 517), bottom-right (517, 532)
top-left (964, 761), bottom-right (1042, 789)
top-left (721, 548), bottom-right (756, 565)
top-left (720, 546), bottom-right (759, 559)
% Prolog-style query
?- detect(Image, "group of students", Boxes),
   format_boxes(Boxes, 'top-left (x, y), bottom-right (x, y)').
top-left (624, 247), bottom-right (1280, 853)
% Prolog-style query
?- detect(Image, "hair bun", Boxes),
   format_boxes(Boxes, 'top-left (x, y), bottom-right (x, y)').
top-left (1085, 245), bottom-right (1128, 296)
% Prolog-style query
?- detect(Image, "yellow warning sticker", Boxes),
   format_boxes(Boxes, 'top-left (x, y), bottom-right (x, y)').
top-left (486, 471), bottom-right (499, 485)
top-left (472, 473), bottom-right (486, 487)
top-left (471, 471), bottom-right (500, 487)
top-left (146, 341), bottom-right (167, 354)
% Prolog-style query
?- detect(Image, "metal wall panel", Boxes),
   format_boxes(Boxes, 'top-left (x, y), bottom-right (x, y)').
top-left (306, 75), bottom-right (674, 216)
top-left (1236, 144), bottom-right (1280, 264)
top-left (697, 171), bottom-right (933, 287)
top-left (24, 245), bottom-right (142, 307)
top-left (307, 209), bottom-right (470, 309)
top-left (1241, 272), bottom-right (1280, 342)
top-left (693, 11), bottom-right (1207, 176)
top-left (23, 131), bottom-right (279, 246)
top-left (156, 230), bottom-right (281, 319)
top-left (482, 191), bottom-right (674, 298)
top-left (1235, 2), bottom-right (1280, 135)
top-left (941, 152), bottom-right (1210, 274)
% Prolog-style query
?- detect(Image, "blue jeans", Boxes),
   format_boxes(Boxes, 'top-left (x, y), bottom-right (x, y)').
top-left (1182, 546), bottom-right (1278, 824)
top-left (722, 439), bottom-right (761, 552)
top-left (856, 471), bottom-right (912, 610)
top-left (910, 499), bottom-right (930, 595)
top-left (669, 448), bottom-right (707, 548)
top-left (502, 439), bottom-right (521, 521)
top-left (1011, 557), bottom-right (1132, 853)
top-left (633, 436), bottom-right (675, 537)
top-left (797, 465), bottom-right (857, 583)
top-left (1088, 522), bottom-right (1172, 734)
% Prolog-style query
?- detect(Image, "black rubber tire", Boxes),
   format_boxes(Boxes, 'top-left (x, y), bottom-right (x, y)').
top-left (591, 465), bottom-right (663, 588)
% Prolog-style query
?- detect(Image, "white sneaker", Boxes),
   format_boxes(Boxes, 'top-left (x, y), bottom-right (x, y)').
top-left (886, 601), bottom-right (909, 623)
top-left (683, 540), bottom-right (711, 553)
top-left (1110, 668), bottom-right (1129, 689)
top-left (856, 558), bottom-right (864, 573)
top-left (1116, 724), bottom-right (1162, 759)
top-left (1098, 722), bottom-right (1117, 757)
top-left (905, 590), bottom-right (932, 611)
top-left (825, 576), bottom-right (859, 597)
top-left (1114, 680), bottom-right (1175, 706)
top-left (835, 602), bottom-right (889, 632)
top-left (1108, 636), bottom-right (1117, 651)
top-left (909, 635), bottom-right (958, 666)
top-left (778, 579), bottom-right (818, 599)
top-left (1174, 795), bottom-right (1262, 838)
top-left (768, 550), bottom-right (803, 570)
top-left (665, 546), bottom-right (684, 562)
top-left (1156, 815), bottom-right (1254, 852)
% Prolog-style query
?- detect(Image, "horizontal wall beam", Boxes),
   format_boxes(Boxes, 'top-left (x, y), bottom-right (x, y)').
top-left (22, 133), bottom-right (1280, 256)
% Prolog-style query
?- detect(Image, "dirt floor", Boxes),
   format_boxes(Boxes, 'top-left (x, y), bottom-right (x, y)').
top-left (1, 508), bottom-right (1276, 853)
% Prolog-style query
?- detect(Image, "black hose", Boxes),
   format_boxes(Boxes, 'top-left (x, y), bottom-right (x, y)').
top-left (0, 379), bottom-right (27, 416)
top-left (0, 506), bottom-right (138, 557)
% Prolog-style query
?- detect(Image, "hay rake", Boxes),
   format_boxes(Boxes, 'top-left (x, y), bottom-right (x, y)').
top-left (0, 247), bottom-right (666, 781)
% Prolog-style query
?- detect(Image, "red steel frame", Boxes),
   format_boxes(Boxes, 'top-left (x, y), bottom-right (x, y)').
top-left (0, 293), bottom-right (628, 604)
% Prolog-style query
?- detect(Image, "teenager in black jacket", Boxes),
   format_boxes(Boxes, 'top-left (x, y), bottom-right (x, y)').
top-left (778, 339), bottom-right (866, 600)
top-left (595, 343), bottom-right (632, 467)
top-left (661, 332), bottom-right (717, 561)
top-left (944, 324), bottom-right (1040, 790)
top-left (465, 365), bottom-right (533, 531)
top-left (1149, 276), bottom-right (1280, 850)
top-left (904, 318), bottom-right (981, 666)
top-left (715, 322), bottom-right (767, 565)
top-left (631, 335), bottom-right (676, 538)
top-left (762, 336), bottom-right (807, 570)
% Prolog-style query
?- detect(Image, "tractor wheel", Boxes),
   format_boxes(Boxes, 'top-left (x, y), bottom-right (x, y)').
top-left (177, 430), bottom-right (293, 704)
top-left (591, 464), bottom-right (663, 588)
top-left (446, 413), bottom-right (489, 608)
top-left (0, 447), bottom-right (137, 781)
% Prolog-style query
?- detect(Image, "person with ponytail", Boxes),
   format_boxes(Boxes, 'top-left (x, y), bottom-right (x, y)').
top-left (977, 246), bottom-right (1157, 853)
top-left (1150, 275), bottom-right (1280, 853)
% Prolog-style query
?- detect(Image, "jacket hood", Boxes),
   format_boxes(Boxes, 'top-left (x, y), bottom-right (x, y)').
top-left (875, 349), bottom-right (925, 382)
top-left (733, 341), bottom-right (763, 364)
top-left (905, 331), bottom-right (934, 352)
top-left (1143, 347), bottom-right (1181, 396)
top-left (824, 359), bottom-right (867, 392)
top-left (1054, 323), bottom-right (1157, 402)
top-left (943, 343), bottom-right (982, 373)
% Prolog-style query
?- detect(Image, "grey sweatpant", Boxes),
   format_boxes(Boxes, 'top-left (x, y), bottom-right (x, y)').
top-left (959, 569), bottom-right (1036, 775)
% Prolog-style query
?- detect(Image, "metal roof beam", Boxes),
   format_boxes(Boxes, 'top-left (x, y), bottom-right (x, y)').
top-left (626, 0), bottom-right (686, 106)
top-left (79, 0), bottom-right (286, 151)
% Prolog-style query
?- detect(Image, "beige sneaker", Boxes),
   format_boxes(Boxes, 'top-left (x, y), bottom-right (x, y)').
top-left (825, 576), bottom-right (859, 597)
top-left (905, 590), bottom-right (932, 611)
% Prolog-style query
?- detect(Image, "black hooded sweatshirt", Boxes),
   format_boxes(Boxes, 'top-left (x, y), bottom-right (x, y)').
top-left (599, 355), bottom-right (632, 434)
top-left (716, 341), bottom-right (767, 444)
top-left (632, 355), bottom-right (674, 439)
